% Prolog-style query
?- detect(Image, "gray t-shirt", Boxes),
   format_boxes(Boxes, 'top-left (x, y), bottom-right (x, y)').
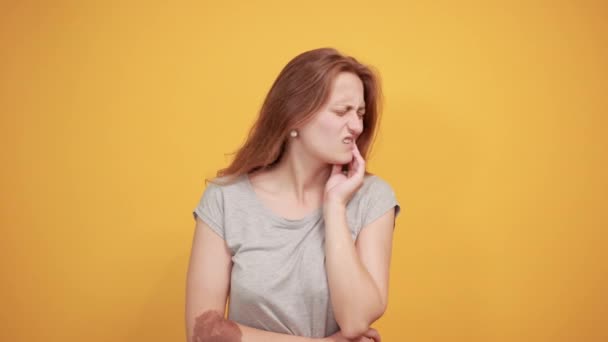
top-left (192, 173), bottom-right (400, 338)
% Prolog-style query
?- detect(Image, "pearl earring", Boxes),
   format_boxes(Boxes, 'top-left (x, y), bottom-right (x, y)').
top-left (290, 130), bottom-right (298, 138)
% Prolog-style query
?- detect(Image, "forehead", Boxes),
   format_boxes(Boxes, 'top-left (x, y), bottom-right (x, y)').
top-left (328, 72), bottom-right (364, 103)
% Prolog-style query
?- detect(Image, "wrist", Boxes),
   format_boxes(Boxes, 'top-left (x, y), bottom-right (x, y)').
top-left (322, 200), bottom-right (346, 216)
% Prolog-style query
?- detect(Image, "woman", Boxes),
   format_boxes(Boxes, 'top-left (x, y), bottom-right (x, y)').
top-left (186, 47), bottom-right (400, 342)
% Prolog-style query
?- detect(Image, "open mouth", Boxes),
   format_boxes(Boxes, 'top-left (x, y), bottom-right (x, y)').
top-left (342, 137), bottom-right (353, 144)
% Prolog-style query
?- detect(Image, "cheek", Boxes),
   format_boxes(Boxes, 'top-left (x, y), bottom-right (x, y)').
top-left (310, 125), bottom-right (339, 152)
top-left (314, 116), bottom-right (341, 139)
top-left (302, 118), bottom-right (333, 143)
top-left (300, 115), bottom-right (348, 160)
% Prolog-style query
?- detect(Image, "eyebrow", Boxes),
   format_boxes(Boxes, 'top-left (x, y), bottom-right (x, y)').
top-left (334, 103), bottom-right (366, 111)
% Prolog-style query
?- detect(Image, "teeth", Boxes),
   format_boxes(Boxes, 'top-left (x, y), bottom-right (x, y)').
top-left (343, 138), bottom-right (352, 143)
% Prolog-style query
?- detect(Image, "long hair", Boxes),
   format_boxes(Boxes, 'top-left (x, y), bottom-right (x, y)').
top-left (210, 47), bottom-right (383, 185)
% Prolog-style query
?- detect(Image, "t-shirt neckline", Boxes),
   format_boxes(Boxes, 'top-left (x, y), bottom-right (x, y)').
top-left (241, 173), bottom-right (323, 225)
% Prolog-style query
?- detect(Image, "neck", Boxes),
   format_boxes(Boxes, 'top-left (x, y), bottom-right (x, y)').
top-left (269, 144), bottom-right (331, 205)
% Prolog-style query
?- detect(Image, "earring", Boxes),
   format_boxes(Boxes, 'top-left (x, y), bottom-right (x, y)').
top-left (290, 129), bottom-right (298, 138)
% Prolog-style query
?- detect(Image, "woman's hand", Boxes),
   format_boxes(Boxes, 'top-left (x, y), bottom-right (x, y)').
top-left (323, 143), bottom-right (366, 208)
top-left (322, 327), bottom-right (381, 342)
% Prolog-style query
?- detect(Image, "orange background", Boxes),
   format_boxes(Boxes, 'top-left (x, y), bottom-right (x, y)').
top-left (1, 1), bottom-right (606, 341)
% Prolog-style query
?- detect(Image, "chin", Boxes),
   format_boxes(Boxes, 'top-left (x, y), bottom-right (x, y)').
top-left (329, 153), bottom-right (353, 165)
top-left (318, 148), bottom-right (352, 165)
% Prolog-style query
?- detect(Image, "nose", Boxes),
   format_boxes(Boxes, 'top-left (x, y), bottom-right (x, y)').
top-left (347, 112), bottom-right (364, 136)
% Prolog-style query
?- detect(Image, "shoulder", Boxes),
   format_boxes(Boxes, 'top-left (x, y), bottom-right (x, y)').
top-left (200, 179), bottom-right (225, 201)
top-left (196, 174), bottom-right (248, 212)
top-left (358, 173), bottom-right (397, 199)
top-left (347, 173), bottom-right (399, 215)
top-left (357, 173), bottom-right (400, 223)
top-left (193, 174), bottom-right (250, 230)
top-left (205, 174), bottom-right (248, 194)
top-left (345, 173), bottom-right (400, 238)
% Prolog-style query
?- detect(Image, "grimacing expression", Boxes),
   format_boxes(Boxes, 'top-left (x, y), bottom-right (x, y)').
top-left (299, 72), bottom-right (365, 165)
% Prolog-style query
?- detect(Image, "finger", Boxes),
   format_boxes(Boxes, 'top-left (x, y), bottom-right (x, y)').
top-left (331, 164), bottom-right (342, 176)
top-left (356, 148), bottom-right (365, 173)
top-left (351, 149), bottom-right (365, 180)
top-left (353, 142), bottom-right (365, 167)
top-left (363, 328), bottom-right (381, 342)
top-left (350, 337), bottom-right (368, 342)
top-left (348, 153), bottom-right (357, 177)
top-left (353, 143), bottom-right (365, 165)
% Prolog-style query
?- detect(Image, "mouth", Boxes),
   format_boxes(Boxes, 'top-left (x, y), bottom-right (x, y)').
top-left (342, 137), bottom-right (354, 144)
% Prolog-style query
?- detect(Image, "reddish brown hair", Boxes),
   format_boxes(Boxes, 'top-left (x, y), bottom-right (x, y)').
top-left (211, 47), bottom-right (383, 184)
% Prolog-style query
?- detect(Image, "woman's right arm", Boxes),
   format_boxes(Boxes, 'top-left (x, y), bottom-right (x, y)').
top-left (185, 216), bottom-right (320, 342)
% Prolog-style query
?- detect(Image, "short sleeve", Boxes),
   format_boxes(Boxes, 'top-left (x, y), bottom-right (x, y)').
top-left (361, 176), bottom-right (401, 229)
top-left (192, 182), bottom-right (225, 239)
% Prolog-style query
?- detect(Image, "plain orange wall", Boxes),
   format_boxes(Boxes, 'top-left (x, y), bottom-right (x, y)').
top-left (1, 1), bottom-right (606, 341)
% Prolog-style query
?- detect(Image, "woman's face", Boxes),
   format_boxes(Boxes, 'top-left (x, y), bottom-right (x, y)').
top-left (298, 72), bottom-right (365, 166)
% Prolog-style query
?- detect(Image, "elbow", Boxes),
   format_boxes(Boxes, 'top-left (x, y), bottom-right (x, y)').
top-left (337, 304), bottom-right (387, 339)
top-left (340, 322), bottom-right (370, 340)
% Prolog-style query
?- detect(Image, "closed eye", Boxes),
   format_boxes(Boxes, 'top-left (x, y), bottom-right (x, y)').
top-left (335, 109), bottom-right (365, 120)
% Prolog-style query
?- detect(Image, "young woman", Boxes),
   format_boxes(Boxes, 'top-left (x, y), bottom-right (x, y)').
top-left (186, 47), bottom-right (400, 342)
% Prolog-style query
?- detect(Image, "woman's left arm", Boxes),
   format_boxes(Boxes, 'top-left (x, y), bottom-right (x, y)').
top-left (323, 202), bottom-right (395, 340)
top-left (323, 143), bottom-right (396, 339)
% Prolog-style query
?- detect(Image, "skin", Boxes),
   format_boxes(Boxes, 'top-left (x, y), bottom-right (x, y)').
top-left (325, 328), bottom-right (381, 342)
top-left (192, 310), bottom-right (242, 342)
